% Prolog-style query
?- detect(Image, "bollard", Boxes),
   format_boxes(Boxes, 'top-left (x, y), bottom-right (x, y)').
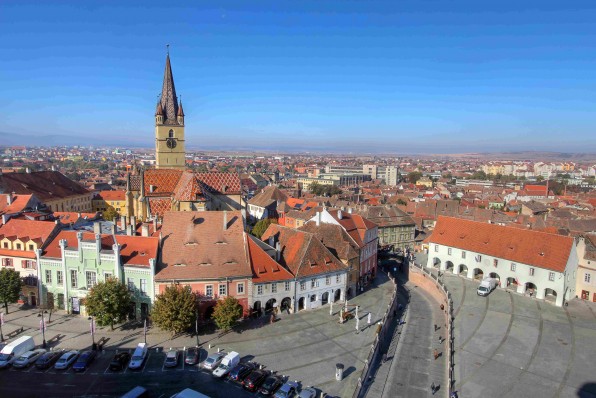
top-left (208, 343), bottom-right (211, 349)
top-left (335, 363), bottom-right (344, 381)
top-left (217, 347), bottom-right (221, 353)
top-left (155, 348), bottom-right (159, 353)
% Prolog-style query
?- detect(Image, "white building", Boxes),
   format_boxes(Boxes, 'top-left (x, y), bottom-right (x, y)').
top-left (425, 216), bottom-right (578, 307)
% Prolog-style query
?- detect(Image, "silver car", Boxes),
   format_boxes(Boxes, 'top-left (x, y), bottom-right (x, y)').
top-left (201, 352), bottom-right (225, 371)
top-left (12, 349), bottom-right (46, 369)
top-left (55, 350), bottom-right (79, 370)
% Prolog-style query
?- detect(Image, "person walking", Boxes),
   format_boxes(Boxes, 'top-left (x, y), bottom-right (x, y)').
top-left (433, 349), bottom-right (439, 360)
top-left (431, 382), bottom-right (436, 395)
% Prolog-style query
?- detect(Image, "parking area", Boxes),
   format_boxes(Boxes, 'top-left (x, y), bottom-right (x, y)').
top-left (443, 272), bottom-right (596, 398)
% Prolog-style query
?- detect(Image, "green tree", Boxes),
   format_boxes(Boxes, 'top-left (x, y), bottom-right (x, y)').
top-left (102, 206), bottom-right (118, 222)
top-left (396, 198), bottom-right (408, 206)
top-left (0, 268), bottom-right (22, 314)
top-left (471, 170), bottom-right (488, 180)
top-left (251, 218), bottom-right (277, 239)
top-left (536, 176), bottom-right (544, 182)
top-left (84, 278), bottom-right (132, 330)
top-left (152, 285), bottom-right (197, 336)
top-left (407, 171), bottom-right (423, 184)
top-left (212, 296), bottom-right (243, 331)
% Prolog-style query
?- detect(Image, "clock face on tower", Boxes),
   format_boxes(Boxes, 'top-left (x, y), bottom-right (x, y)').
top-left (166, 138), bottom-right (177, 149)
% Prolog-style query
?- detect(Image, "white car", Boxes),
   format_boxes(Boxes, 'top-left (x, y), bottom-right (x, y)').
top-left (201, 352), bottom-right (225, 371)
top-left (12, 349), bottom-right (46, 369)
top-left (55, 350), bottom-right (79, 370)
top-left (128, 343), bottom-right (148, 370)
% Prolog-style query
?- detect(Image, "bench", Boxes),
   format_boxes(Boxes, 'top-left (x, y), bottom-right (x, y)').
top-left (6, 327), bottom-right (24, 339)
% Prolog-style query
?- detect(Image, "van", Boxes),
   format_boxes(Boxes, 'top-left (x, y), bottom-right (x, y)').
top-left (477, 278), bottom-right (497, 296)
top-left (0, 336), bottom-right (35, 368)
top-left (121, 386), bottom-right (149, 398)
top-left (128, 343), bottom-right (148, 370)
top-left (212, 351), bottom-right (240, 378)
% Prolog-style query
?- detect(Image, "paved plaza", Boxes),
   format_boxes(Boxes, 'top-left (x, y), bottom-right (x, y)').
top-left (0, 272), bottom-right (395, 398)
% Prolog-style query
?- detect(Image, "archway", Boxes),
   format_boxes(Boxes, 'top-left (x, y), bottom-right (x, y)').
top-left (459, 264), bottom-right (468, 276)
top-left (506, 277), bottom-right (517, 289)
top-left (321, 292), bottom-right (329, 305)
top-left (281, 297), bottom-right (291, 313)
top-left (253, 301), bottom-right (262, 317)
top-left (204, 305), bottom-right (215, 321)
top-left (488, 272), bottom-right (500, 286)
top-left (29, 292), bottom-right (36, 306)
top-left (298, 297), bottom-right (305, 311)
top-left (544, 288), bottom-right (557, 303)
top-left (445, 261), bottom-right (454, 273)
top-left (525, 282), bottom-right (537, 297)
top-left (473, 268), bottom-right (484, 280)
top-left (334, 289), bottom-right (341, 302)
top-left (432, 257), bottom-right (441, 269)
top-left (310, 294), bottom-right (317, 303)
top-left (265, 298), bottom-right (277, 313)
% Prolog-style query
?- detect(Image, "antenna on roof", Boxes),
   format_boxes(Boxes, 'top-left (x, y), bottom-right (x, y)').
top-left (166, 43), bottom-right (170, 56)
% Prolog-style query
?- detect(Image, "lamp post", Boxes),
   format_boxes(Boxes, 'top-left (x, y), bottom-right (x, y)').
top-left (38, 310), bottom-right (47, 348)
top-left (195, 309), bottom-right (200, 347)
top-left (88, 316), bottom-right (96, 350)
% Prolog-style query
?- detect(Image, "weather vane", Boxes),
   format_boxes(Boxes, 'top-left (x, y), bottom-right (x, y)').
top-left (166, 44), bottom-right (170, 55)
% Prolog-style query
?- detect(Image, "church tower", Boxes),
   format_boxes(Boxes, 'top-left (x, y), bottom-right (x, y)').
top-left (155, 52), bottom-right (186, 169)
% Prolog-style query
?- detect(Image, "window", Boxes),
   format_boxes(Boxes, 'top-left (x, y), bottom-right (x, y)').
top-left (2, 242), bottom-right (7, 249)
top-left (219, 284), bottom-right (227, 296)
top-left (140, 279), bottom-right (147, 295)
top-left (310, 294), bottom-right (317, 302)
top-left (237, 283), bottom-right (245, 294)
top-left (284, 281), bottom-right (290, 291)
top-left (28, 244), bottom-right (34, 251)
top-left (2, 258), bottom-right (13, 267)
top-left (461, 251), bottom-right (466, 259)
top-left (549, 272), bottom-right (555, 282)
top-left (336, 274), bottom-right (340, 283)
top-left (70, 270), bottom-right (78, 288)
top-left (271, 283), bottom-right (277, 293)
top-left (493, 259), bottom-right (498, 267)
top-left (311, 278), bottom-right (317, 288)
top-left (86, 272), bottom-right (97, 289)
top-left (205, 285), bottom-right (213, 297)
top-left (448, 248), bottom-right (452, 255)
top-left (257, 285), bottom-right (263, 295)
top-left (434, 245), bottom-right (439, 252)
top-left (127, 278), bottom-right (135, 291)
top-left (300, 281), bottom-right (306, 291)
top-left (168, 129), bottom-right (174, 138)
top-left (475, 255), bottom-right (482, 262)
top-left (510, 263), bottom-right (516, 272)
top-left (326, 276), bottom-right (331, 285)
top-left (16, 243), bottom-right (21, 250)
top-left (104, 273), bottom-right (112, 281)
top-left (22, 260), bottom-right (35, 269)
top-left (57, 271), bottom-right (63, 286)
top-left (45, 270), bottom-right (52, 284)
top-left (529, 268), bottom-right (535, 276)
top-left (585, 273), bottom-right (591, 283)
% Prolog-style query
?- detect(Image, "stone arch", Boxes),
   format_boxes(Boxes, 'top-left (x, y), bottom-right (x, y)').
top-left (505, 277), bottom-right (517, 289)
top-left (265, 298), bottom-right (277, 313)
top-left (488, 272), bottom-right (501, 286)
top-left (204, 305), bottom-right (215, 321)
top-left (281, 297), bottom-right (292, 312)
top-left (432, 257), bottom-right (441, 269)
top-left (473, 268), bottom-right (484, 280)
top-left (321, 292), bottom-right (329, 305)
top-left (445, 261), bottom-right (454, 272)
top-left (459, 264), bottom-right (468, 276)
top-left (544, 288), bottom-right (557, 303)
top-left (298, 297), bottom-right (305, 311)
top-left (334, 289), bottom-right (341, 302)
top-left (253, 301), bottom-right (262, 317)
top-left (525, 282), bottom-right (537, 296)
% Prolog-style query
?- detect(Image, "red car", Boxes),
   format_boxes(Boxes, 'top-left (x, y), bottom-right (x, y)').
top-left (242, 369), bottom-right (268, 392)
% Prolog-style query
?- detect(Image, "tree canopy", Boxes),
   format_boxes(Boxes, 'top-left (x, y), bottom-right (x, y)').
top-left (102, 206), bottom-right (118, 222)
top-left (151, 285), bottom-right (198, 336)
top-left (407, 171), bottom-right (423, 184)
top-left (84, 278), bottom-right (132, 330)
top-left (0, 268), bottom-right (22, 314)
top-left (251, 218), bottom-right (277, 239)
top-left (309, 182), bottom-right (342, 196)
top-left (212, 296), bottom-right (243, 331)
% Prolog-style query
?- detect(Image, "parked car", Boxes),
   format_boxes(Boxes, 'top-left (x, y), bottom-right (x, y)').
top-left (0, 336), bottom-right (35, 368)
top-left (35, 350), bottom-right (63, 370)
top-left (212, 351), bottom-right (240, 378)
top-left (164, 349), bottom-right (179, 368)
top-left (55, 350), bottom-right (79, 370)
top-left (109, 351), bottom-right (131, 371)
top-left (228, 362), bottom-right (257, 382)
top-left (185, 347), bottom-right (200, 365)
top-left (12, 349), bottom-right (46, 369)
top-left (72, 350), bottom-right (97, 372)
top-left (298, 387), bottom-right (317, 398)
top-left (128, 343), bottom-right (148, 370)
top-left (274, 381), bottom-right (299, 398)
top-left (201, 352), bottom-right (225, 371)
top-left (259, 374), bottom-right (284, 395)
top-left (242, 369), bottom-right (268, 392)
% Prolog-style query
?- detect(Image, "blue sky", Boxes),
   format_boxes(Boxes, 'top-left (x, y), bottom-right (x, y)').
top-left (1, 1), bottom-right (596, 153)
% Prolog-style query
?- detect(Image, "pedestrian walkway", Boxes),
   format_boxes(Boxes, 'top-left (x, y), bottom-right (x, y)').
top-left (363, 274), bottom-right (448, 398)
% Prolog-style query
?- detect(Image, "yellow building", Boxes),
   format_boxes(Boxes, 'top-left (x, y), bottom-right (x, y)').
top-left (155, 53), bottom-right (186, 170)
top-left (92, 190), bottom-right (127, 216)
top-left (417, 176), bottom-right (434, 188)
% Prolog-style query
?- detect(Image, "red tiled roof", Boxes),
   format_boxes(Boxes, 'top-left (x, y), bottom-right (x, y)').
top-left (0, 194), bottom-right (34, 215)
top-left (144, 169), bottom-right (183, 196)
top-left (0, 249), bottom-right (36, 259)
top-left (173, 172), bottom-right (205, 202)
top-left (427, 216), bottom-right (573, 272)
top-left (0, 219), bottom-right (57, 244)
top-left (115, 235), bottom-right (159, 267)
top-left (196, 173), bottom-right (241, 195)
top-left (148, 198), bottom-right (171, 217)
top-left (0, 171), bottom-right (89, 201)
top-left (54, 211), bottom-right (100, 224)
top-left (95, 190), bottom-right (126, 201)
top-left (42, 231), bottom-right (116, 258)
top-left (247, 235), bottom-right (294, 282)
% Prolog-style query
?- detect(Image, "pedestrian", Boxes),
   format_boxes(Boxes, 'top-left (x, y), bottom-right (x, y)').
top-left (434, 323), bottom-right (437, 332)
top-left (438, 336), bottom-right (442, 344)
top-left (382, 353), bottom-right (387, 363)
top-left (440, 303), bottom-right (445, 311)
top-left (433, 349), bottom-right (439, 360)
top-left (431, 382), bottom-right (436, 394)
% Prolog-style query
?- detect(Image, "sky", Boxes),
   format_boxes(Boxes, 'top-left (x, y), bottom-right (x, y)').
top-left (1, 0), bottom-right (596, 154)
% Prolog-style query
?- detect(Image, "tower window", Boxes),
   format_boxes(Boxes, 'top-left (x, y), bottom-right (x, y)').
top-left (169, 130), bottom-right (174, 138)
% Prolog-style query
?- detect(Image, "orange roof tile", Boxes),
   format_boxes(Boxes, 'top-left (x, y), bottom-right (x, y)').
top-left (247, 235), bottom-right (294, 282)
top-left (95, 190), bottom-right (126, 201)
top-left (0, 219), bottom-right (57, 244)
top-left (115, 235), bottom-right (159, 267)
top-left (427, 216), bottom-right (573, 272)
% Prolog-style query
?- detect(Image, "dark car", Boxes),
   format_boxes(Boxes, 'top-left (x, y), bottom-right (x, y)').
top-left (72, 350), bottom-right (97, 372)
top-left (228, 362), bottom-right (257, 382)
top-left (109, 352), bottom-right (131, 371)
top-left (259, 374), bottom-right (284, 396)
top-left (242, 369), bottom-right (268, 392)
top-left (35, 350), bottom-right (63, 370)
top-left (185, 347), bottom-right (200, 365)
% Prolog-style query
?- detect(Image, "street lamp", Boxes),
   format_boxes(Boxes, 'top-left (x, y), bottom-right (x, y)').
top-left (88, 316), bottom-right (96, 350)
top-left (38, 310), bottom-right (47, 348)
top-left (195, 309), bottom-right (200, 347)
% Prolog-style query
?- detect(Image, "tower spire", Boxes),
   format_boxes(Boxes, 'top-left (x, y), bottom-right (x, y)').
top-left (159, 48), bottom-right (179, 124)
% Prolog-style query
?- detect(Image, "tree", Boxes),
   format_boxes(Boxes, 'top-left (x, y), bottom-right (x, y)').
top-left (84, 278), bottom-right (132, 330)
top-left (251, 218), bottom-right (277, 239)
top-left (536, 176), bottom-right (544, 182)
top-left (471, 170), bottom-right (487, 180)
top-left (396, 198), bottom-right (408, 206)
top-left (152, 285), bottom-right (197, 336)
top-left (0, 268), bottom-right (22, 314)
top-left (407, 171), bottom-right (423, 184)
top-left (102, 206), bottom-right (118, 222)
top-left (212, 296), bottom-right (243, 331)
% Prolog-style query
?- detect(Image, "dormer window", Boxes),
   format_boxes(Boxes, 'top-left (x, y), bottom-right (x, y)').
top-left (16, 243), bottom-right (22, 250)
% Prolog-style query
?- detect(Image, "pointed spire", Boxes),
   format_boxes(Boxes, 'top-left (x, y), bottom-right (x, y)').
top-left (177, 97), bottom-right (184, 117)
top-left (159, 50), bottom-right (179, 124)
top-left (155, 101), bottom-right (164, 116)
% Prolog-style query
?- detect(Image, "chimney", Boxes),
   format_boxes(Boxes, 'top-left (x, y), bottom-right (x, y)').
top-left (149, 185), bottom-right (155, 193)
top-left (275, 241), bottom-right (281, 262)
top-left (2, 214), bottom-right (8, 225)
top-left (130, 216), bottom-right (136, 229)
top-left (127, 224), bottom-right (134, 236)
top-left (6, 194), bottom-right (12, 205)
top-left (141, 223), bottom-right (150, 237)
top-left (223, 210), bottom-right (228, 230)
top-left (120, 215), bottom-right (127, 231)
top-left (26, 167), bottom-right (31, 173)
top-left (153, 217), bottom-right (157, 231)
top-left (348, 207), bottom-right (352, 214)
top-left (337, 210), bottom-right (343, 220)
top-left (93, 221), bottom-right (101, 234)
top-left (110, 223), bottom-right (116, 235)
